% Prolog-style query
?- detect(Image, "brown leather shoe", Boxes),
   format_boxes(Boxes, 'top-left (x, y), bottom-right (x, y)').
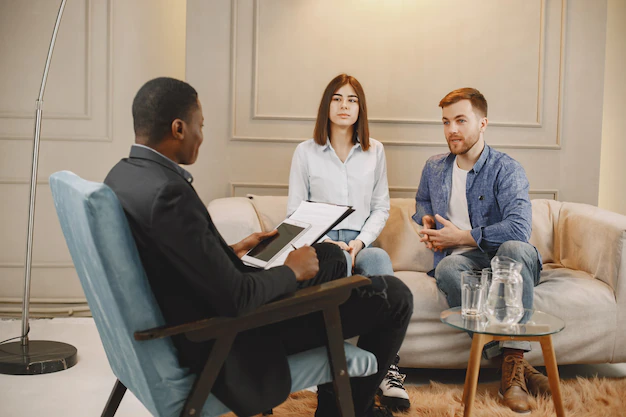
top-left (524, 360), bottom-right (551, 396)
top-left (499, 355), bottom-right (532, 414)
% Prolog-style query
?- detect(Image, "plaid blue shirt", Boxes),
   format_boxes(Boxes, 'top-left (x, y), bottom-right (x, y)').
top-left (412, 145), bottom-right (539, 269)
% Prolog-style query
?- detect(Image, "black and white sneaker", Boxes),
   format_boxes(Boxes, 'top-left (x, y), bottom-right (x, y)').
top-left (378, 355), bottom-right (410, 411)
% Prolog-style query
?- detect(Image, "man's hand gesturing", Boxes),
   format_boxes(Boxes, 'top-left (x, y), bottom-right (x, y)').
top-left (284, 245), bottom-right (319, 282)
top-left (418, 214), bottom-right (476, 252)
top-left (419, 215), bottom-right (436, 250)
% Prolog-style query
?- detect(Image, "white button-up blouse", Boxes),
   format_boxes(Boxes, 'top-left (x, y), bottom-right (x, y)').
top-left (287, 137), bottom-right (390, 247)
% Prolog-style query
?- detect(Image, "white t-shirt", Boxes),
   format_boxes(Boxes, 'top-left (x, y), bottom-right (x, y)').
top-left (447, 157), bottom-right (474, 255)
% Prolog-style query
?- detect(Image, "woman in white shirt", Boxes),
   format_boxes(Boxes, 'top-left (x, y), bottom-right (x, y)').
top-left (287, 73), bottom-right (393, 277)
top-left (287, 74), bottom-right (410, 411)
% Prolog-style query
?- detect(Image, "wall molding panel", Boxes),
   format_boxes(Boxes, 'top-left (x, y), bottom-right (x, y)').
top-left (0, 0), bottom-right (113, 306)
top-left (0, 179), bottom-right (49, 185)
top-left (0, 0), bottom-right (113, 142)
top-left (0, 0), bottom-right (91, 120)
top-left (0, 262), bottom-right (75, 269)
top-left (251, 1), bottom-right (549, 128)
top-left (229, 0), bottom-right (567, 150)
top-left (231, 182), bottom-right (559, 201)
top-left (0, 0), bottom-right (190, 310)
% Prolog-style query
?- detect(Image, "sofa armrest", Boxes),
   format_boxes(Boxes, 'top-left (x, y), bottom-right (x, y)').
top-left (207, 197), bottom-right (262, 245)
top-left (556, 202), bottom-right (626, 297)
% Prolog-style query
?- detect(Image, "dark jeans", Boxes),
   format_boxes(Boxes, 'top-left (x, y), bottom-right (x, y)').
top-left (269, 243), bottom-right (413, 417)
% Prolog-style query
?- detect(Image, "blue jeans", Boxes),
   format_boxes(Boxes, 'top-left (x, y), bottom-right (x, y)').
top-left (325, 230), bottom-right (394, 277)
top-left (434, 241), bottom-right (541, 356)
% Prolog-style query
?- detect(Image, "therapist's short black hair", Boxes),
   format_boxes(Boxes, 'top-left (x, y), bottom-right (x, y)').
top-left (132, 77), bottom-right (198, 145)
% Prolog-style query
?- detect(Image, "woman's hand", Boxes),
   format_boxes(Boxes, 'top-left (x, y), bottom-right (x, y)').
top-left (418, 214), bottom-right (476, 252)
top-left (323, 239), bottom-right (351, 252)
top-left (347, 239), bottom-right (364, 267)
top-left (230, 229), bottom-right (278, 258)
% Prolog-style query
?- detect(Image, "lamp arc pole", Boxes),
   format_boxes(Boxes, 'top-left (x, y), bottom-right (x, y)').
top-left (0, 0), bottom-right (78, 375)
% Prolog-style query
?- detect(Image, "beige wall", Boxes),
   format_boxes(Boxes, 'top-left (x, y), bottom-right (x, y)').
top-left (187, 0), bottom-right (607, 207)
top-left (0, 0), bottom-right (614, 310)
top-left (599, 0), bottom-right (626, 215)
top-left (0, 0), bottom-right (186, 314)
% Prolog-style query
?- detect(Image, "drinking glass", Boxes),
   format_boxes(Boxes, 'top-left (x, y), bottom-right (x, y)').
top-left (461, 271), bottom-right (487, 318)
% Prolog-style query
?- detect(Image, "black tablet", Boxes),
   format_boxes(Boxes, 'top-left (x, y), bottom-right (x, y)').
top-left (242, 219), bottom-right (310, 268)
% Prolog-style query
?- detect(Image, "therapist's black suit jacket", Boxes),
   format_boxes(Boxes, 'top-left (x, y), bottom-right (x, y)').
top-left (104, 146), bottom-right (297, 416)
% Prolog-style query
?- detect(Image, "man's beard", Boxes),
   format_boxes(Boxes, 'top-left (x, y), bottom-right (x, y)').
top-left (447, 130), bottom-right (479, 155)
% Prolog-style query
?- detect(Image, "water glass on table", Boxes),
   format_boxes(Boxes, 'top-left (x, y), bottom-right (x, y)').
top-left (461, 271), bottom-right (487, 318)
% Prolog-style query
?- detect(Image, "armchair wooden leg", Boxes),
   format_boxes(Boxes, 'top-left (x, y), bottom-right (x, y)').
top-left (323, 306), bottom-right (355, 417)
top-left (101, 379), bottom-right (127, 417)
top-left (180, 332), bottom-right (236, 417)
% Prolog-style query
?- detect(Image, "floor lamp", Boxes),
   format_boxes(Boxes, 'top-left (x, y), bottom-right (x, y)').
top-left (0, 0), bottom-right (78, 375)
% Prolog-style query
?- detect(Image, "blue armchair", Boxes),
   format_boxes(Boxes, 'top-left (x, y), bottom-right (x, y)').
top-left (49, 171), bottom-right (377, 417)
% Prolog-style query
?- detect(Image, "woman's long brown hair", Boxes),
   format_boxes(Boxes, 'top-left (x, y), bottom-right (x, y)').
top-left (313, 74), bottom-right (370, 150)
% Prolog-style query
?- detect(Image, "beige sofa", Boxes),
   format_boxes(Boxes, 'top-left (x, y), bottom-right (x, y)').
top-left (208, 196), bottom-right (626, 369)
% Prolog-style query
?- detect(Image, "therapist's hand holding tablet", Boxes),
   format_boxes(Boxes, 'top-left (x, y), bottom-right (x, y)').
top-left (241, 218), bottom-right (312, 269)
top-left (230, 229), bottom-right (278, 259)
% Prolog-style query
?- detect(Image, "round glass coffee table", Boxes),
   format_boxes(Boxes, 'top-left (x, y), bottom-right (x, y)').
top-left (440, 307), bottom-right (566, 417)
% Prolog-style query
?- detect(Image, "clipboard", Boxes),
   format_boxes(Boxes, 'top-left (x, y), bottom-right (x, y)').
top-left (288, 201), bottom-right (355, 245)
top-left (243, 201), bottom-right (355, 269)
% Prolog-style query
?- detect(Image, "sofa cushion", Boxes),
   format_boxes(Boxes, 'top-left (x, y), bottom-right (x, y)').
top-left (394, 270), bottom-right (479, 368)
top-left (529, 199), bottom-right (562, 264)
top-left (530, 264), bottom-right (618, 364)
top-left (373, 198), bottom-right (433, 273)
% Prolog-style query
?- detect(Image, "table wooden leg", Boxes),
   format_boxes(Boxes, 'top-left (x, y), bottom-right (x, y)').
top-left (463, 334), bottom-right (491, 417)
top-left (539, 335), bottom-right (566, 417)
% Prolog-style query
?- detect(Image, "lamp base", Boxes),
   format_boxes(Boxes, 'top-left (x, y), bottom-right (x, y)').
top-left (0, 340), bottom-right (77, 375)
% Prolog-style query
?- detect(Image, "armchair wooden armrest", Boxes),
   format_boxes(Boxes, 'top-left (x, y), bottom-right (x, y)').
top-left (134, 275), bottom-right (370, 342)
